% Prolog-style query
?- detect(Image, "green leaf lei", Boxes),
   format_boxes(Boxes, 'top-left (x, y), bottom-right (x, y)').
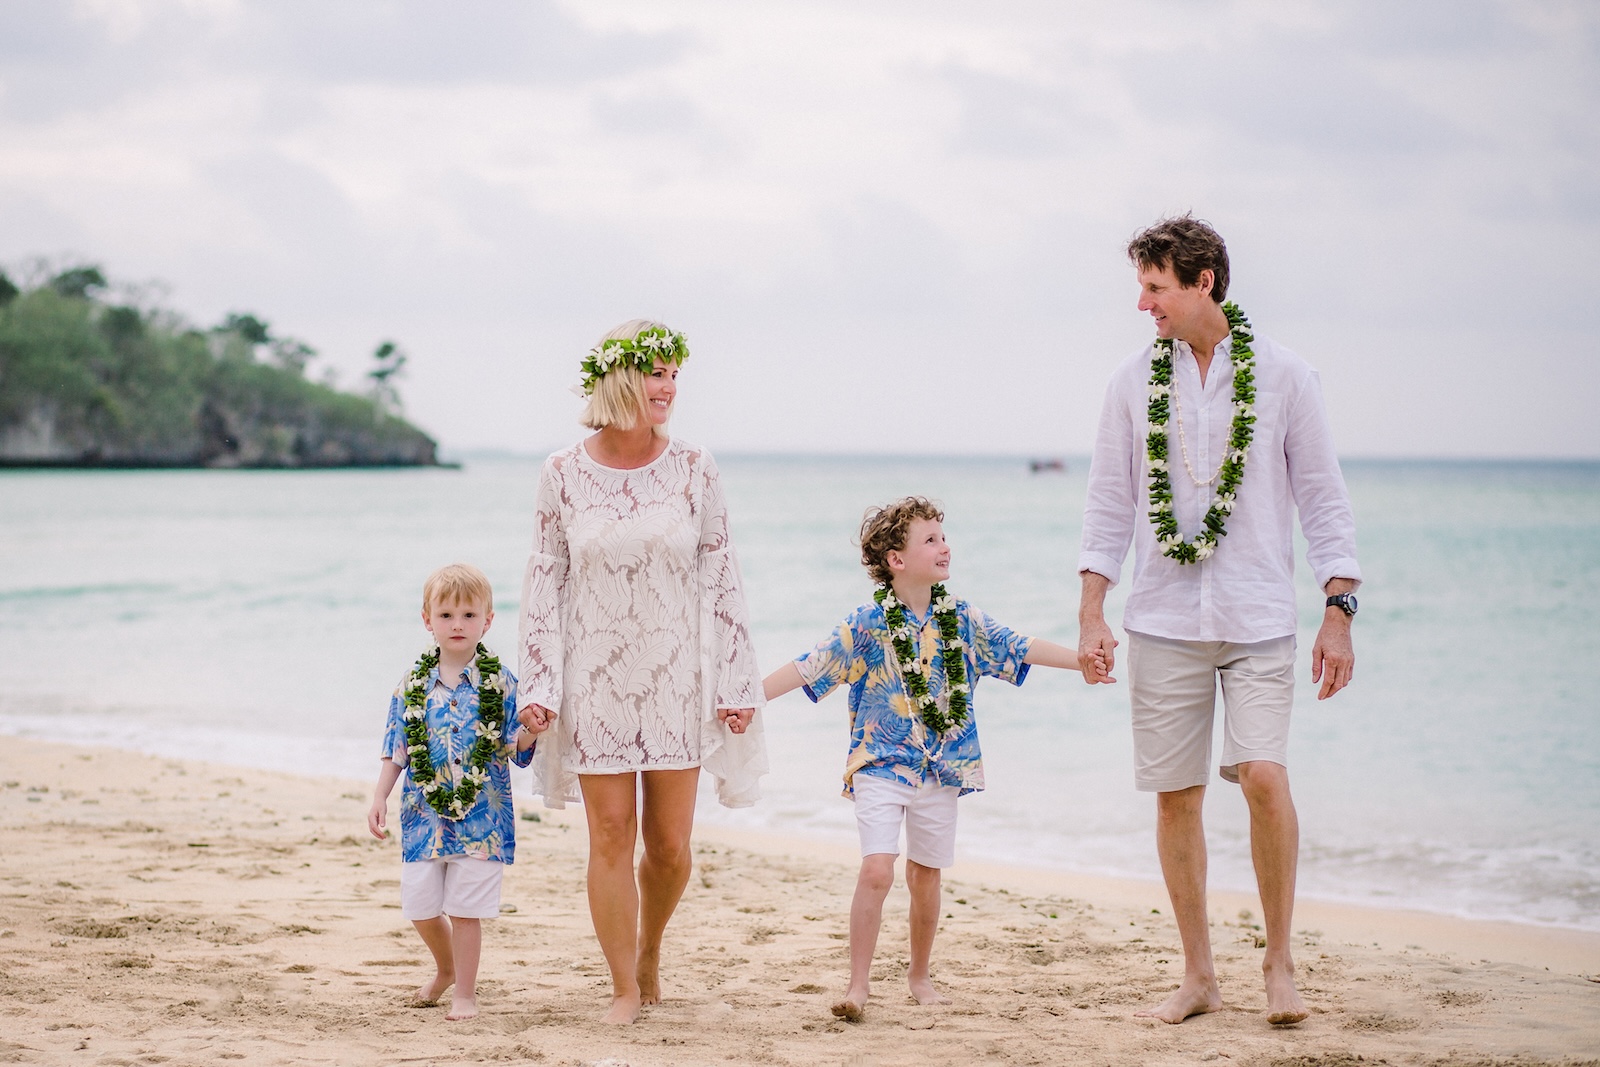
top-left (874, 583), bottom-right (970, 735)
top-left (577, 325), bottom-right (689, 396)
top-left (401, 642), bottom-right (510, 821)
top-left (1145, 301), bottom-right (1258, 564)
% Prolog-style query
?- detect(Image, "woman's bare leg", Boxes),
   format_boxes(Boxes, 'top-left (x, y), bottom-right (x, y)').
top-left (579, 772), bottom-right (643, 1024)
top-left (636, 767), bottom-right (701, 1004)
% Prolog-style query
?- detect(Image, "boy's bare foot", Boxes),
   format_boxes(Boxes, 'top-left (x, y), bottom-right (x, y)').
top-left (830, 985), bottom-right (869, 1023)
top-left (602, 991), bottom-right (642, 1025)
top-left (413, 970), bottom-right (453, 1006)
top-left (637, 945), bottom-right (662, 1005)
top-left (1264, 960), bottom-right (1308, 1025)
top-left (445, 994), bottom-right (478, 1021)
top-left (1134, 975), bottom-right (1222, 1024)
top-left (908, 976), bottom-right (951, 1006)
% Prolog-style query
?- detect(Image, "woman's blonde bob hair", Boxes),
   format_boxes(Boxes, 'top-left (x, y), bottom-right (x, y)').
top-left (579, 318), bottom-right (676, 436)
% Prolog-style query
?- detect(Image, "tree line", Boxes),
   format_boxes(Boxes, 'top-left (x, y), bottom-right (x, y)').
top-left (0, 263), bottom-right (437, 467)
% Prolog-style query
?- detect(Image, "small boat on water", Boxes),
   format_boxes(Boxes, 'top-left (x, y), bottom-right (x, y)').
top-left (1028, 457), bottom-right (1067, 473)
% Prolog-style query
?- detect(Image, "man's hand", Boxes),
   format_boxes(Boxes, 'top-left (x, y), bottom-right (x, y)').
top-left (1077, 571), bottom-right (1119, 684)
top-left (518, 703), bottom-right (556, 735)
top-left (1311, 617), bottom-right (1355, 700)
top-left (718, 707), bottom-right (755, 734)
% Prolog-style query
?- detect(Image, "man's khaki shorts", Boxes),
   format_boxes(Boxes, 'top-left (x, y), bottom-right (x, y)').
top-left (1127, 631), bottom-right (1296, 793)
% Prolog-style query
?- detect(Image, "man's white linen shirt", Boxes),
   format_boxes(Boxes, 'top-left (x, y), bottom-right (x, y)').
top-left (1077, 330), bottom-right (1361, 644)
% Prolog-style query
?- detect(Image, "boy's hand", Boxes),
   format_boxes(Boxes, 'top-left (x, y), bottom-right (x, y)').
top-left (367, 800), bottom-right (389, 840)
top-left (518, 703), bottom-right (556, 735)
top-left (1077, 618), bottom-right (1118, 684)
top-left (718, 707), bottom-right (754, 734)
top-left (1087, 648), bottom-right (1117, 684)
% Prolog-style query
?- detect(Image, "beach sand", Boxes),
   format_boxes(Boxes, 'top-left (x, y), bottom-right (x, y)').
top-left (1, 739), bottom-right (1596, 1066)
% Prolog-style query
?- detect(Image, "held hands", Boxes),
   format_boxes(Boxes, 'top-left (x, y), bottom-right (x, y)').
top-left (517, 703), bottom-right (557, 736)
top-left (718, 707), bottom-right (755, 734)
top-left (1077, 618), bottom-right (1119, 685)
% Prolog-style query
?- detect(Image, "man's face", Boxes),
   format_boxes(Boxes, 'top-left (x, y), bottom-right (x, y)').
top-left (1137, 262), bottom-right (1213, 341)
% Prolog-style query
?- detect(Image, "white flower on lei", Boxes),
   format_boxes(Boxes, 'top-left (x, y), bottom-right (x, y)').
top-left (1194, 542), bottom-right (1216, 561)
top-left (933, 594), bottom-right (956, 613)
top-left (1148, 457), bottom-right (1169, 473)
top-left (1148, 382), bottom-right (1171, 399)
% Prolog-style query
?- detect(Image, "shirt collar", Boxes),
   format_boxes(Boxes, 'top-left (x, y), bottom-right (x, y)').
top-left (427, 658), bottom-right (481, 690)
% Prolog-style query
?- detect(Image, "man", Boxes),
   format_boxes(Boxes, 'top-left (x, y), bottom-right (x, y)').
top-left (1077, 215), bottom-right (1360, 1026)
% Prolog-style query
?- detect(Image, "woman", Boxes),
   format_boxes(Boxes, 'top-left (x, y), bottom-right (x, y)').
top-left (517, 319), bottom-right (767, 1024)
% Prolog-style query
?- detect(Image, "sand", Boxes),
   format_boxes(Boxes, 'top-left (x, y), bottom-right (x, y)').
top-left (1, 738), bottom-right (1596, 1067)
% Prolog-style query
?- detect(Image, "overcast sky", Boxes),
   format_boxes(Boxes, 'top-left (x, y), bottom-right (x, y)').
top-left (2, 0), bottom-right (1595, 458)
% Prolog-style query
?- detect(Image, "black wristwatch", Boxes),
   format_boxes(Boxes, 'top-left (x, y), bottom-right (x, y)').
top-left (1326, 593), bottom-right (1358, 617)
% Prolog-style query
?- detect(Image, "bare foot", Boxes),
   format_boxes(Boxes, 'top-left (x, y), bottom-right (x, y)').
top-left (445, 994), bottom-right (478, 1021)
top-left (1134, 976), bottom-right (1223, 1024)
top-left (830, 999), bottom-right (864, 1023)
top-left (908, 975), bottom-right (951, 1006)
top-left (413, 970), bottom-right (453, 1007)
top-left (637, 945), bottom-right (662, 1005)
top-left (1264, 960), bottom-right (1308, 1025)
top-left (602, 991), bottom-right (642, 1025)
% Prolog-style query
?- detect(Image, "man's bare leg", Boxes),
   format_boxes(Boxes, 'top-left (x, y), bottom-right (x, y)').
top-left (905, 860), bottom-right (950, 1005)
top-left (833, 853), bottom-right (895, 1021)
top-left (1136, 785), bottom-right (1223, 1023)
top-left (635, 768), bottom-right (700, 1006)
top-left (1236, 760), bottom-right (1308, 1025)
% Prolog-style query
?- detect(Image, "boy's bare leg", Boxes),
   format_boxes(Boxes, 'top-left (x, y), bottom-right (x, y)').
top-left (579, 772), bottom-right (644, 1024)
top-left (635, 768), bottom-right (700, 1005)
top-left (410, 916), bottom-right (455, 1005)
top-left (445, 916), bottom-right (482, 1021)
top-left (1136, 785), bottom-right (1223, 1023)
top-left (833, 853), bottom-right (895, 1022)
top-left (905, 860), bottom-right (950, 1005)
top-left (1236, 760), bottom-right (1308, 1025)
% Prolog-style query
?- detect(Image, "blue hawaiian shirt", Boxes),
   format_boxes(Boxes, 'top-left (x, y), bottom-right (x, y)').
top-left (381, 657), bottom-right (534, 863)
top-left (794, 597), bottom-right (1032, 797)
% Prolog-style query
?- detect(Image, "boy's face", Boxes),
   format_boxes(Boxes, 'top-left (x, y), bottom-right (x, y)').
top-left (888, 518), bottom-right (951, 587)
top-left (422, 597), bottom-right (493, 657)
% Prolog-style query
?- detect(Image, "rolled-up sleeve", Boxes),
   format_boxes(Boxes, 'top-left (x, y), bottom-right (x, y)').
top-left (1285, 371), bottom-right (1362, 591)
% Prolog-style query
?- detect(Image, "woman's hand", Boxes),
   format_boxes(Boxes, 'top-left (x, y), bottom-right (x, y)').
top-left (518, 703), bottom-right (557, 735)
top-left (718, 707), bottom-right (755, 734)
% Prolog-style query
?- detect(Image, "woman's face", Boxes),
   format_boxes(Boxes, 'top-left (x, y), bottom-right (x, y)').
top-left (642, 358), bottom-right (678, 426)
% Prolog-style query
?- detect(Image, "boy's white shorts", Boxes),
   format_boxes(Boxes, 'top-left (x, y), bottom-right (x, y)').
top-left (852, 774), bottom-right (960, 869)
top-left (401, 856), bottom-right (503, 920)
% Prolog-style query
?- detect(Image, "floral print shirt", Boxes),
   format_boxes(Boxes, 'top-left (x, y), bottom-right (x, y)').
top-left (381, 657), bottom-right (534, 863)
top-left (794, 596), bottom-right (1032, 797)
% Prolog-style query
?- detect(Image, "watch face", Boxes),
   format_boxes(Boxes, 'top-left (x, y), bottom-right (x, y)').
top-left (1346, 594), bottom-right (1358, 614)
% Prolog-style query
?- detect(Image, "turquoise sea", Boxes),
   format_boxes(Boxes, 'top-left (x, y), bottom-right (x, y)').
top-left (1, 455), bottom-right (1596, 931)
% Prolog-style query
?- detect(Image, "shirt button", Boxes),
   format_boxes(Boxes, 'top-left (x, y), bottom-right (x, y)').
top-left (454, 758), bottom-right (462, 765)
top-left (452, 726), bottom-right (459, 733)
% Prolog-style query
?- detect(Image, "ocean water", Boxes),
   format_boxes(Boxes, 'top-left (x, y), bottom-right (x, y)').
top-left (1, 455), bottom-right (1596, 931)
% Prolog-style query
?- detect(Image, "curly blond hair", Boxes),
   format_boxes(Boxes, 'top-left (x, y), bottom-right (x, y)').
top-left (858, 496), bottom-right (944, 587)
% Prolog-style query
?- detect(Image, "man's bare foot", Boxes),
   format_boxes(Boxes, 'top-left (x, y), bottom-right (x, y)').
top-left (908, 975), bottom-right (951, 1006)
top-left (637, 945), bottom-right (662, 1005)
top-left (1264, 960), bottom-right (1308, 1025)
top-left (831, 984), bottom-right (869, 1023)
top-left (445, 994), bottom-right (478, 1021)
top-left (602, 991), bottom-right (643, 1025)
top-left (1134, 976), bottom-right (1223, 1024)
top-left (413, 970), bottom-right (453, 1006)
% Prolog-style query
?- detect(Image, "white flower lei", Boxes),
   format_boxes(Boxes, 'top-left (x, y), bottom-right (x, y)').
top-left (576, 325), bottom-right (689, 396)
top-left (874, 583), bottom-right (970, 734)
top-left (1145, 302), bottom-right (1258, 564)
top-left (401, 643), bottom-right (510, 820)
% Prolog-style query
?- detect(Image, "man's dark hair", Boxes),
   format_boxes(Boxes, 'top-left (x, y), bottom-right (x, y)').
top-left (1126, 214), bottom-right (1230, 304)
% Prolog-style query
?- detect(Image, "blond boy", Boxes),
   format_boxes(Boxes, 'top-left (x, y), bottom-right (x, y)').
top-left (368, 564), bottom-right (545, 1020)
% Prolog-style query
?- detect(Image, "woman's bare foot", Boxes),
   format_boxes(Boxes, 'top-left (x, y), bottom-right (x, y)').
top-left (445, 994), bottom-right (478, 1021)
top-left (637, 945), bottom-right (662, 1005)
top-left (413, 970), bottom-right (453, 1007)
top-left (830, 984), bottom-right (869, 1023)
top-left (1134, 975), bottom-right (1223, 1024)
top-left (602, 991), bottom-right (643, 1025)
top-left (908, 975), bottom-right (951, 1006)
top-left (1264, 960), bottom-right (1308, 1025)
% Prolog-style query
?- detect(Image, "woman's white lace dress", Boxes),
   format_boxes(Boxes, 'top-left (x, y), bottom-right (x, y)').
top-left (518, 438), bottom-right (768, 808)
